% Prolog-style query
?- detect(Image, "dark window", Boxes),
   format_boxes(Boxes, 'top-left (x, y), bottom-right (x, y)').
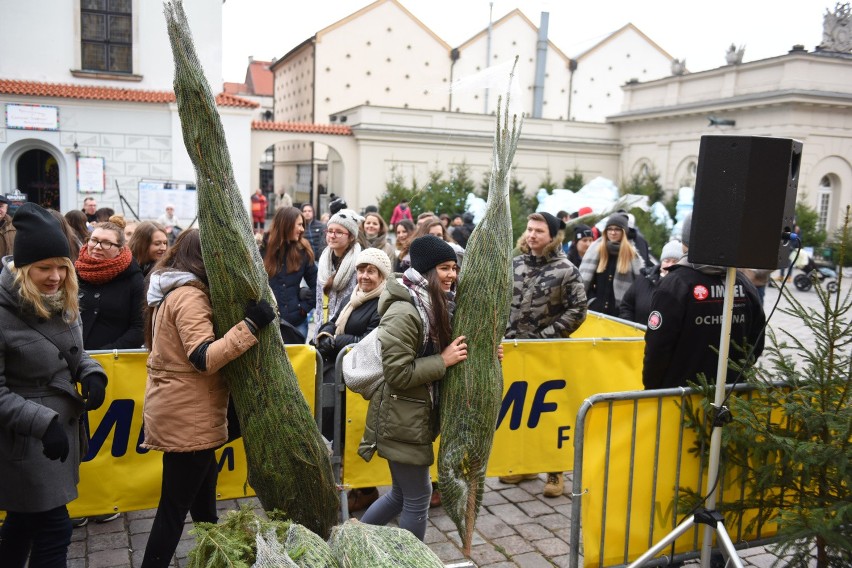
top-left (81, 0), bottom-right (132, 73)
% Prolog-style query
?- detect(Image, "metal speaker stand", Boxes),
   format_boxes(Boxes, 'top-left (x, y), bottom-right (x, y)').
top-left (628, 266), bottom-right (744, 568)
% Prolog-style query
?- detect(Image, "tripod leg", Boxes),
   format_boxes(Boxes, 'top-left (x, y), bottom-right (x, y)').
top-left (712, 522), bottom-right (744, 568)
top-left (627, 516), bottom-right (696, 567)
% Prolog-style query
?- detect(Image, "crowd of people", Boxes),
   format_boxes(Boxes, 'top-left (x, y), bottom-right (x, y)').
top-left (0, 194), bottom-right (769, 565)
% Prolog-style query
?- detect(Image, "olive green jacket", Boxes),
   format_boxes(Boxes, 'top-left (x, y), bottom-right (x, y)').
top-left (357, 275), bottom-right (446, 466)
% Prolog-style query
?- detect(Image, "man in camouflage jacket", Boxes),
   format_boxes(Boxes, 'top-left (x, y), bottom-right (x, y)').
top-left (505, 212), bottom-right (587, 339)
top-left (501, 212), bottom-right (587, 497)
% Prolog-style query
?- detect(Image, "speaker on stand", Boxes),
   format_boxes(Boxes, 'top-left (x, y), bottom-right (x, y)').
top-left (631, 135), bottom-right (803, 568)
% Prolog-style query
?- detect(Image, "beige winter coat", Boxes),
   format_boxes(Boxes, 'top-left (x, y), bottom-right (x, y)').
top-left (142, 282), bottom-right (257, 452)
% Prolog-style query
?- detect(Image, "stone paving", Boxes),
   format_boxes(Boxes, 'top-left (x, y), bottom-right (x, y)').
top-left (67, 272), bottom-right (846, 567)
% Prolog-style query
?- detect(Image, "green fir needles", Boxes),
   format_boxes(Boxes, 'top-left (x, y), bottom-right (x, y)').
top-left (438, 59), bottom-right (523, 555)
top-left (164, 0), bottom-right (337, 538)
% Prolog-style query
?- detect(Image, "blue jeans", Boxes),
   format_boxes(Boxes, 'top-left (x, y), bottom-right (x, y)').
top-left (0, 505), bottom-right (72, 568)
top-left (359, 460), bottom-right (431, 540)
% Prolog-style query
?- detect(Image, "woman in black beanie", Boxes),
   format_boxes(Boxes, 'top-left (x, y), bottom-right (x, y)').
top-left (357, 235), bottom-right (469, 540)
top-left (0, 203), bottom-right (108, 567)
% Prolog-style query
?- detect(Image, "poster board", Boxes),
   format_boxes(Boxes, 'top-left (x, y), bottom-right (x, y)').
top-left (77, 157), bottom-right (105, 193)
top-left (138, 179), bottom-right (197, 222)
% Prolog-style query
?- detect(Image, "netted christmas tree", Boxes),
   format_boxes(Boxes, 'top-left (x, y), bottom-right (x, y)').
top-left (164, 0), bottom-right (337, 538)
top-left (437, 61), bottom-right (522, 555)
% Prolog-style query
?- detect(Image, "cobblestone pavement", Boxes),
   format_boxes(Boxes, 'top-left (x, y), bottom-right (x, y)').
top-left (68, 272), bottom-right (847, 567)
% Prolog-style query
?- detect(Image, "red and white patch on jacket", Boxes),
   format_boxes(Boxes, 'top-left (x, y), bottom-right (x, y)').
top-left (647, 310), bottom-right (662, 330)
top-left (693, 285), bottom-right (709, 301)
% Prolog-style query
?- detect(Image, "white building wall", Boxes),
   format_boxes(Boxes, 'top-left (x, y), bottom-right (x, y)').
top-left (613, 53), bottom-right (852, 234)
top-left (570, 28), bottom-right (672, 122)
top-left (0, 0), bottom-right (222, 92)
top-left (314, 1), bottom-right (451, 118)
top-left (452, 15), bottom-right (571, 120)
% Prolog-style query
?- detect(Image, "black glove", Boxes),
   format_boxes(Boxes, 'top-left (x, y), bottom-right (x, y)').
top-left (317, 334), bottom-right (335, 355)
top-left (298, 286), bottom-right (313, 301)
top-left (81, 373), bottom-right (107, 411)
top-left (42, 417), bottom-right (69, 462)
top-left (244, 299), bottom-right (276, 332)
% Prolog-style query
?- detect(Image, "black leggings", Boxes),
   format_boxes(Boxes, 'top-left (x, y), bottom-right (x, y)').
top-left (141, 449), bottom-right (218, 568)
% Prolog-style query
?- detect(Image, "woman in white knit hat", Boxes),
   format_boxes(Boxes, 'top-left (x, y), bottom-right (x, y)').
top-left (314, 210), bottom-right (363, 337)
top-left (314, 247), bottom-right (392, 512)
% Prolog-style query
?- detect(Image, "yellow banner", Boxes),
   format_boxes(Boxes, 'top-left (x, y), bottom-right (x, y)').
top-left (579, 393), bottom-right (780, 567)
top-left (66, 347), bottom-right (318, 518)
top-left (343, 315), bottom-right (645, 489)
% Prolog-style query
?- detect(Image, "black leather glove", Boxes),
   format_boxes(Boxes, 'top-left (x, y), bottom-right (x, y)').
top-left (317, 334), bottom-right (335, 355)
top-left (244, 299), bottom-right (276, 333)
top-left (42, 417), bottom-right (69, 462)
top-left (81, 373), bottom-right (107, 411)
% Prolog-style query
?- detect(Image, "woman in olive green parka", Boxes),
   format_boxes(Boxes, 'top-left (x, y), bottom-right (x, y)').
top-left (358, 236), bottom-right (468, 540)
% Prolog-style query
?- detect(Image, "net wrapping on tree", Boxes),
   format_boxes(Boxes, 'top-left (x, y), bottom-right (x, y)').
top-left (438, 60), bottom-right (523, 555)
top-left (328, 520), bottom-right (444, 567)
top-left (164, 0), bottom-right (337, 538)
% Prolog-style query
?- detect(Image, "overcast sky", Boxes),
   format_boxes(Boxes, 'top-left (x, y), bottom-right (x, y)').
top-left (222, 0), bottom-right (835, 81)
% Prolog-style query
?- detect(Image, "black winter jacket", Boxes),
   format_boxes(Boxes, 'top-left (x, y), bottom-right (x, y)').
top-left (619, 265), bottom-right (663, 325)
top-left (316, 293), bottom-right (381, 378)
top-left (79, 260), bottom-right (145, 350)
top-left (304, 220), bottom-right (327, 260)
top-left (642, 263), bottom-right (765, 390)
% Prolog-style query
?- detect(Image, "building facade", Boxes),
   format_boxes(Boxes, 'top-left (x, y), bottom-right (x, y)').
top-left (0, 0), bottom-right (256, 216)
top-left (611, 49), bottom-right (852, 234)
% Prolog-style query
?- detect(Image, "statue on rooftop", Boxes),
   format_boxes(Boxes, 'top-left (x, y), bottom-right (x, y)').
top-left (819, 2), bottom-right (851, 52)
top-left (725, 43), bottom-right (745, 65)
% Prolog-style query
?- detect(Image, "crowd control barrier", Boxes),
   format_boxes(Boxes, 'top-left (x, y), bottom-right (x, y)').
top-left (338, 313), bottom-right (647, 489)
top-left (63, 346), bottom-right (321, 518)
top-left (3, 312), bottom-right (644, 520)
top-left (568, 384), bottom-right (785, 568)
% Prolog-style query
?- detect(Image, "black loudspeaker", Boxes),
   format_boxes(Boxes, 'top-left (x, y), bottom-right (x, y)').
top-left (688, 135), bottom-right (802, 269)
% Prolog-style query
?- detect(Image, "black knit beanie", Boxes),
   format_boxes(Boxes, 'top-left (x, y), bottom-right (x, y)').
top-left (540, 212), bottom-right (565, 238)
top-left (409, 235), bottom-right (457, 274)
top-left (13, 203), bottom-right (70, 267)
top-left (572, 223), bottom-right (593, 242)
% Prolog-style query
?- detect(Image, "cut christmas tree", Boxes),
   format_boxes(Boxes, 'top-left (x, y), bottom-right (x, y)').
top-left (164, 0), bottom-right (337, 538)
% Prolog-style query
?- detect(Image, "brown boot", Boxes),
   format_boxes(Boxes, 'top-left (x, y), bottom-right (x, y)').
top-left (348, 487), bottom-right (379, 512)
top-left (499, 473), bottom-right (539, 484)
top-left (543, 472), bottom-right (564, 497)
top-left (430, 489), bottom-right (442, 508)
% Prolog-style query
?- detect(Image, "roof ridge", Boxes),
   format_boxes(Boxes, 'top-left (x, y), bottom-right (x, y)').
top-left (0, 78), bottom-right (259, 108)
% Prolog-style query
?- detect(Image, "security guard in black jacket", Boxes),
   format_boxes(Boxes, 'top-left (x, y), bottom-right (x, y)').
top-left (642, 215), bottom-right (766, 390)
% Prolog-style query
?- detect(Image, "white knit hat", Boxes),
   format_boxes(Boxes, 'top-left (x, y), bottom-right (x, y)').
top-left (327, 210), bottom-right (360, 239)
top-left (356, 247), bottom-right (392, 278)
top-left (661, 240), bottom-right (684, 261)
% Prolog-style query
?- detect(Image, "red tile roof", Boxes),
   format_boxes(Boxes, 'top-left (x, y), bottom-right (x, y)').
top-left (215, 92), bottom-right (259, 108)
top-left (252, 121), bottom-right (352, 136)
top-left (0, 79), bottom-right (258, 108)
top-left (245, 60), bottom-right (273, 96)
top-left (223, 81), bottom-right (246, 94)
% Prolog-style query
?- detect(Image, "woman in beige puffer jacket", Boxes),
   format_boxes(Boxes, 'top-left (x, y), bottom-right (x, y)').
top-left (140, 229), bottom-right (275, 568)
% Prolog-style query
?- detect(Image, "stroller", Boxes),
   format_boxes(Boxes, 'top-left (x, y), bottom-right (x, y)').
top-left (793, 256), bottom-right (839, 293)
